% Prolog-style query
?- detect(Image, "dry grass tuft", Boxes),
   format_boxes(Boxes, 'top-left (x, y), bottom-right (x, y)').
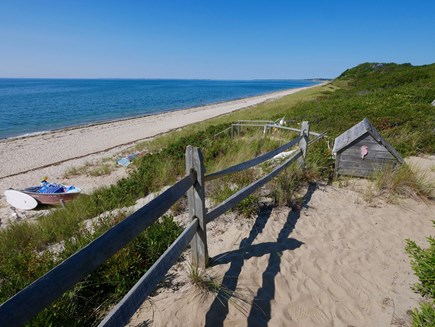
top-left (366, 164), bottom-right (434, 203)
top-left (187, 263), bottom-right (258, 316)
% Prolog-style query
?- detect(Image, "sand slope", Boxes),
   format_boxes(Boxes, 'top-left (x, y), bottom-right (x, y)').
top-left (129, 182), bottom-right (434, 327)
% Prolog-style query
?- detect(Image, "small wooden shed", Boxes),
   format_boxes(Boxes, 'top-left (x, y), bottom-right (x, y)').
top-left (332, 118), bottom-right (404, 177)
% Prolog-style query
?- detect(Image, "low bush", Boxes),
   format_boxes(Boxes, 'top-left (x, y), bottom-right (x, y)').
top-left (0, 214), bottom-right (181, 326)
top-left (411, 301), bottom-right (435, 326)
top-left (406, 222), bottom-right (435, 326)
top-left (271, 165), bottom-right (306, 207)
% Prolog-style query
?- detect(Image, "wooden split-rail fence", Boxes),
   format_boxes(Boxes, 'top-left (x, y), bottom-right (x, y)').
top-left (214, 118), bottom-right (322, 138)
top-left (0, 121), bottom-right (324, 327)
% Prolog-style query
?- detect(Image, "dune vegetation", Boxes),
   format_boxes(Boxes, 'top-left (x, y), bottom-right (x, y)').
top-left (0, 62), bottom-right (434, 325)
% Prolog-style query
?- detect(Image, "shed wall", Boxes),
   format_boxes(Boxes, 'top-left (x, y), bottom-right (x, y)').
top-left (336, 134), bottom-right (398, 177)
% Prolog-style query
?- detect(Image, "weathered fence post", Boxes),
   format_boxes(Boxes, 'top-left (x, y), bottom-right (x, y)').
top-left (186, 146), bottom-right (209, 268)
top-left (230, 124), bottom-right (234, 137)
top-left (298, 121), bottom-right (310, 167)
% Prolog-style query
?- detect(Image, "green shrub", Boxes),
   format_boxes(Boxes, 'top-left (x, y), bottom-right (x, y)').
top-left (10, 215), bottom-right (181, 326)
top-left (411, 301), bottom-right (435, 327)
top-left (406, 226), bottom-right (435, 298)
top-left (406, 222), bottom-right (435, 326)
top-left (271, 165), bottom-right (306, 207)
top-left (208, 169), bottom-right (260, 218)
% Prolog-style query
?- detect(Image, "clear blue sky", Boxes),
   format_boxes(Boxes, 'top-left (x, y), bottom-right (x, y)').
top-left (0, 0), bottom-right (433, 79)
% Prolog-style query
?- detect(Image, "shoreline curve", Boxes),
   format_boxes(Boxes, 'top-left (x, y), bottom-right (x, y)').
top-left (0, 84), bottom-right (322, 179)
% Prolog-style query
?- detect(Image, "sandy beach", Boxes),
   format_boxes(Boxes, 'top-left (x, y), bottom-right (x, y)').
top-left (0, 85), bottom-right (316, 226)
top-left (0, 86), bottom-right (313, 180)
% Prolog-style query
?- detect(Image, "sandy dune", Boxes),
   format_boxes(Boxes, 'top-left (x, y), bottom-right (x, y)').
top-left (129, 180), bottom-right (434, 327)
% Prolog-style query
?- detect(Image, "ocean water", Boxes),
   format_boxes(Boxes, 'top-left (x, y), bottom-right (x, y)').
top-left (0, 79), bottom-right (319, 139)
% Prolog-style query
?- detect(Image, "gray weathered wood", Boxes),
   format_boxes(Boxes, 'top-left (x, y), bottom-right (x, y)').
top-left (333, 119), bottom-right (370, 154)
top-left (332, 118), bottom-right (404, 163)
top-left (339, 155), bottom-right (396, 164)
top-left (308, 131), bottom-right (321, 137)
top-left (231, 123), bottom-right (321, 136)
top-left (186, 146), bottom-right (208, 268)
top-left (234, 123), bottom-right (298, 133)
top-left (214, 126), bottom-right (232, 137)
top-left (298, 121), bottom-right (309, 167)
top-left (234, 123), bottom-right (295, 133)
top-left (233, 123), bottom-right (274, 128)
top-left (204, 135), bottom-right (303, 181)
top-left (270, 125), bottom-right (321, 136)
top-left (99, 218), bottom-right (199, 327)
top-left (308, 131), bottom-right (327, 145)
top-left (333, 118), bottom-right (404, 177)
top-left (206, 150), bottom-right (302, 224)
top-left (237, 120), bottom-right (274, 123)
top-left (367, 120), bottom-right (404, 163)
top-left (338, 160), bottom-right (392, 170)
top-left (344, 134), bottom-right (391, 152)
top-left (268, 125), bottom-right (301, 133)
top-left (340, 147), bottom-right (395, 159)
top-left (0, 173), bottom-right (195, 327)
top-left (334, 153), bottom-right (341, 179)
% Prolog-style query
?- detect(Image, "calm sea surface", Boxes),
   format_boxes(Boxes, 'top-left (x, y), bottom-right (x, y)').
top-left (0, 79), bottom-right (318, 139)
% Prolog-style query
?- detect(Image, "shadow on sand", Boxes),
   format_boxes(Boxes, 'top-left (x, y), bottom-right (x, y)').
top-left (205, 182), bottom-right (318, 327)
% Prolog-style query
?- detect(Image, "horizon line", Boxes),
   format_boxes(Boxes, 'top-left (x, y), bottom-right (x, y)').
top-left (0, 77), bottom-right (334, 81)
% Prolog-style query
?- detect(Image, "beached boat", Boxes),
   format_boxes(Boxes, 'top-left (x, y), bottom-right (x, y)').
top-left (22, 184), bottom-right (81, 206)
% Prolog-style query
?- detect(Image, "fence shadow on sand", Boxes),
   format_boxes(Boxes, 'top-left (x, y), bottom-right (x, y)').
top-left (205, 182), bottom-right (318, 327)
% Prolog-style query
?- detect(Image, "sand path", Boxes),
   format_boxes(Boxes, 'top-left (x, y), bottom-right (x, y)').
top-left (128, 180), bottom-right (434, 327)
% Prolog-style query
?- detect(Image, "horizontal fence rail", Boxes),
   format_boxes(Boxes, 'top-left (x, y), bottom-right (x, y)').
top-left (0, 172), bottom-right (196, 327)
top-left (237, 120), bottom-right (274, 123)
top-left (214, 126), bottom-right (232, 137)
top-left (205, 149), bottom-right (302, 224)
top-left (308, 131), bottom-right (327, 145)
top-left (231, 122), bottom-right (321, 137)
top-left (99, 218), bottom-right (199, 327)
top-left (232, 123), bottom-right (274, 128)
top-left (270, 125), bottom-right (321, 137)
top-left (204, 135), bottom-right (303, 181)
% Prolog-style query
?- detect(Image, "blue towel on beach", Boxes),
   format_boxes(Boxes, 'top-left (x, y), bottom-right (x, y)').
top-left (127, 153), bottom-right (138, 161)
top-left (39, 184), bottom-right (64, 193)
top-left (117, 157), bottom-right (131, 167)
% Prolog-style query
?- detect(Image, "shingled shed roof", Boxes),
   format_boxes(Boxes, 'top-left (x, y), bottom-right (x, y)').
top-left (332, 118), bottom-right (404, 163)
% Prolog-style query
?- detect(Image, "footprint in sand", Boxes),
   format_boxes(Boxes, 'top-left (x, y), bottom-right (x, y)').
top-left (308, 307), bottom-right (331, 325)
top-left (287, 304), bottom-right (310, 320)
